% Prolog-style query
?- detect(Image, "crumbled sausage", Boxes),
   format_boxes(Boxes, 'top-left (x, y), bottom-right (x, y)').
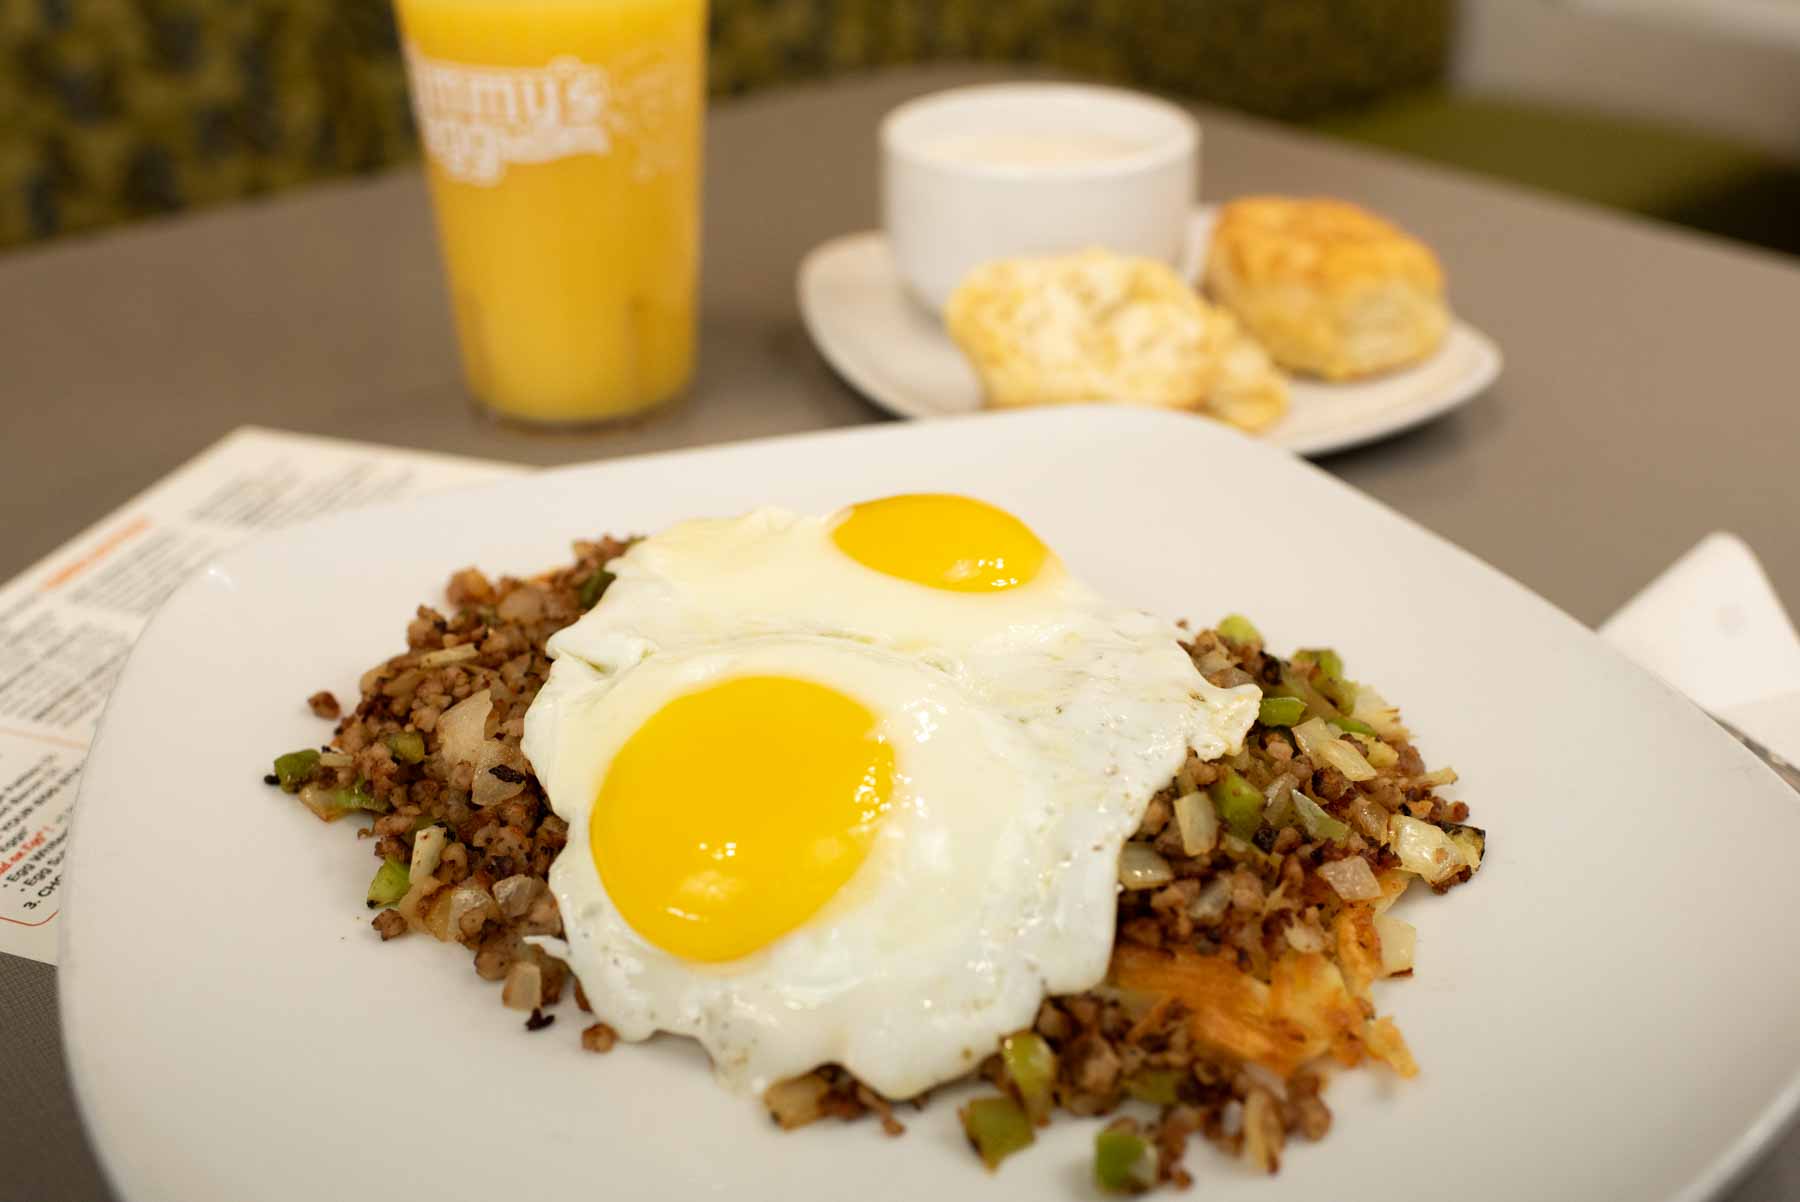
top-left (294, 539), bottom-right (1482, 1191)
top-left (1067, 1033), bottom-right (1122, 1096)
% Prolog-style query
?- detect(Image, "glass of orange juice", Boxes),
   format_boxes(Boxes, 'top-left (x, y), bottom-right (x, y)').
top-left (396, 0), bottom-right (706, 424)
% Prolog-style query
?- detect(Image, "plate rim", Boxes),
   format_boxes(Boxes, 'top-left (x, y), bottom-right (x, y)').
top-left (795, 217), bottom-right (1504, 458)
top-left (58, 408), bottom-right (1798, 1202)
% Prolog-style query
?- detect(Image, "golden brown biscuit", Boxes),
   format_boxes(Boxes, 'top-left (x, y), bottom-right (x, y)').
top-left (945, 249), bottom-right (1288, 432)
top-left (1204, 197), bottom-right (1449, 381)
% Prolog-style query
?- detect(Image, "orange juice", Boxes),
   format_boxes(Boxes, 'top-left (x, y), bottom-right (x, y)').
top-left (397, 0), bottom-right (706, 423)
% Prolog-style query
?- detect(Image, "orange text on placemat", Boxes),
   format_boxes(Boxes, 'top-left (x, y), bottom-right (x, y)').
top-left (40, 516), bottom-right (150, 589)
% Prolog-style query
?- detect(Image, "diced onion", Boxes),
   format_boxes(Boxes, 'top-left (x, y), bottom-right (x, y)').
top-left (1373, 870), bottom-right (1411, 913)
top-left (471, 742), bottom-right (528, 807)
top-left (1174, 760), bottom-right (1199, 796)
top-left (423, 888), bottom-right (457, 941)
top-left (1261, 773), bottom-right (1297, 828)
top-left (1196, 650), bottom-right (1235, 677)
top-left (765, 1076), bottom-right (830, 1130)
top-left (1374, 913), bottom-right (1416, 974)
top-left (1188, 876), bottom-right (1233, 922)
top-left (436, 689), bottom-right (492, 768)
top-left (1347, 796), bottom-right (1390, 841)
top-left (1389, 815), bottom-right (1463, 884)
top-left (493, 874), bottom-right (544, 919)
top-left (1290, 717), bottom-right (1335, 760)
top-left (1365, 739), bottom-right (1400, 771)
top-left (1241, 1088), bottom-right (1285, 1174)
top-left (1292, 717), bottom-right (1376, 782)
top-left (1448, 827), bottom-right (1484, 872)
top-left (501, 960), bottom-right (543, 1011)
top-left (380, 668), bottom-right (425, 699)
top-left (495, 588), bottom-right (545, 623)
top-left (1317, 739), bottom-right (1378, 783)
top-left (316, 751), bottom-right (352, 770)
top-left (1263, 790), bottom-right (1296, 830)
top-left (1283, 920), bottom-right (1327, 954)
top-left (418, 643), bottom-right (479, 669)
top-left (1364, 1016), bottom-right (1418, 1077)
top-left (1173, 791), bottom-right (1218, 856)
top-left (1349, 685), bottom-right (1409, 739)
top-left (1316, 855), bottom-right (1382, 901)
top-left (1240, 1062), bottom-right (1288, 1103)
top-left (410, 825), bottom-right (448, 882)
top-left (1118, 844), bottom-right (1174, 890)
top-left (397, 873), bottom-right (440, 932)
top-left (442, 882), bottom-right (500, 941)
top-left (1414, 767), bottom-right (1459, 788)
top-left (296, 783), bottom-right (347, 822)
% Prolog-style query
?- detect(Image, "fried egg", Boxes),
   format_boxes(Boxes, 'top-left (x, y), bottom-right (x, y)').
top-left (521, 494), bottom-right (1258, 1099)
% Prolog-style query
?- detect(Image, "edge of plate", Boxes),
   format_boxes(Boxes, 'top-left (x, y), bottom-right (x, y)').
top-left (57, 406), bottom-right (1797, 1202)
top-left (795, 231), bottom-right (955, 425)
top-left (795, 228), bottom-right (1505, 457)
top-left (1273, 324), bottom-right (1504, 458)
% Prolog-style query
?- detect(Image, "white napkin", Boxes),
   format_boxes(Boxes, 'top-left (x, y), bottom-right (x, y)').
top-left (1598, 532), bottom-right (1800, 766)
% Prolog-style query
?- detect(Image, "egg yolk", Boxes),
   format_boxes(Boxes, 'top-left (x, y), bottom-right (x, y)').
top-left (830, 493), bottom-right (1052, 592)
top-left (591, 675), bottom-right (893, 963)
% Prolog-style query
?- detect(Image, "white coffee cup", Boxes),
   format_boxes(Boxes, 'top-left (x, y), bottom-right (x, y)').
top-left (880, 83), bottom-right (1199, 313)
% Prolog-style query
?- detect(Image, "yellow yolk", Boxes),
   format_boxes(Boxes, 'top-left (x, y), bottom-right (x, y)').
top-left (591, 675), bottom-right (894, 962)
top-left (830, 493), bottom-right (1051, 592)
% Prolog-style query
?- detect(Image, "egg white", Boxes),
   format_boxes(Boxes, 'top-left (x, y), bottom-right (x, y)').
top-left (521, 507), bottom-right (1259, 1098)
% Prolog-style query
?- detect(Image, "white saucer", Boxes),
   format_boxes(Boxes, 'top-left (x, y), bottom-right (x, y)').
top-left (797, 208), bottom-right (1503, 457)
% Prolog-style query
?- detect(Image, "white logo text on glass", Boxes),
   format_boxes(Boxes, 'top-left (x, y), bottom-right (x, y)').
top-left (406, 49), bottom-right (610, 186)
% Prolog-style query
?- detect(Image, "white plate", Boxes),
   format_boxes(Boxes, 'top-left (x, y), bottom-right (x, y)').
top-left (798, 209), bottom-right (1504, 457)
top-left (63, 409), bottom-right (1799, 1202)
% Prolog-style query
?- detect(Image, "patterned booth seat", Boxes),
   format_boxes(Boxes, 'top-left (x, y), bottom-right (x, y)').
top-left (0, 0), bottom-right (1450, 248)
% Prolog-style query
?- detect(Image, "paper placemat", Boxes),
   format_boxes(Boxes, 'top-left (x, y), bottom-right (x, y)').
top-left (0, 428), bottom-right (524, 964)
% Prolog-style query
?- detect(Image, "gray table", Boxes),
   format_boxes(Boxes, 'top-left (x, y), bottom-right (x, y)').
top-left (3, 64), bottom-right (1797, 1202)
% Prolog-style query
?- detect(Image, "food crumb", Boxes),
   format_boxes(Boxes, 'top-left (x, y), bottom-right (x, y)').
top-left (526, 1008), bottom-right (555, 1032)
top-left (307, 691), bottom-right (341, 720)
top-left (581, 1022), bottom-right (618, 1053)
top-left (371, 909), bottom-right (406, 941)
top-left (446, 567), bottom-right (495, 606)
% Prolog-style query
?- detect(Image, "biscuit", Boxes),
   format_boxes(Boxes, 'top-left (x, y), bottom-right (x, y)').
top-left (946, 249), bottom-right (1288, 431)
top-left (1204, 197), bottom-right (1448, 381)
top-left (1205, 310), bottom-right (1288, 434)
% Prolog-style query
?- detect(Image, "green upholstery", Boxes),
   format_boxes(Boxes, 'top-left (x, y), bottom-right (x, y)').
top-left (1317, 91), bottom-right (1800, 255)
top-left (7, 3), bottom-right (1793, 256)
top-left (707, 0), bottom-right (1450, 116)
top-left (0, 0), bottom-right (414, 247)
top-left (1317, 92), bottom-right (1773, 214)
top-left (0, 0), bottom-right (1451, 249)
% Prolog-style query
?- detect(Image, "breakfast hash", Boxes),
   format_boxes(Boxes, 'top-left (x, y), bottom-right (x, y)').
top-left (266, 498), bottom-right (1483, 1192)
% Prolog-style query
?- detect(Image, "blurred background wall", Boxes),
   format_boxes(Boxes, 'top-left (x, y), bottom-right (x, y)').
top-left (2, 0), bottom-right (1795, 254)
top-left (1457, 0), bottom-right (1800, 158)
